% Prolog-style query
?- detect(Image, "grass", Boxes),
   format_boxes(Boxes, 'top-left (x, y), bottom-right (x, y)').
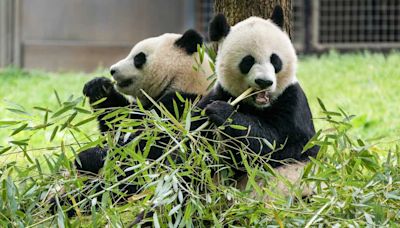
top-left (0, 68), bottom-right (97, 142)
top-left (2, 52), bottom-right (399, 148)
top-left (0, 69), bottom-right (110, 163)
top-left (0, 52), bottom-right (399, 226)
top-left (299, 52), bottom-right (400, 143)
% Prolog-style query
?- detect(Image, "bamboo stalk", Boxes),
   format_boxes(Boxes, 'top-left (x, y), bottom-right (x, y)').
top-left (34, 88), bottom-right (255, 226)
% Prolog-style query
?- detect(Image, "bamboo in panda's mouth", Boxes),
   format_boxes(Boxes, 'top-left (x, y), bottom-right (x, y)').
top-left (230, 87), bottom-right (255, 106)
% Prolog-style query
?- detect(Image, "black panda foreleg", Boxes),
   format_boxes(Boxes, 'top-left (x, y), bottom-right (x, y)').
top-left (49, 146), bottom-right (142, 217)
top-left (52, 92), bottom-right (204, 217)
top-left (48, 147), bottom-right (109, 217)
top-left (74, 146), bottom-right (109, 175)
top-left (204, 100), bottom-right (292, 167)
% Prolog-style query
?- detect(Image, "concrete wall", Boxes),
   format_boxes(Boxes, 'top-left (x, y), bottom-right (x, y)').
top-left (0, 0), bottom-right (18, 68)
top-left (1, 0), bottom-right (195, 72)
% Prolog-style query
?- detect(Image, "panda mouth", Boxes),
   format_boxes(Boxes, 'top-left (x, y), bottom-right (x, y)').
top-left (254, 90), bottom-right (270, 105)
top-left (117, 79), bottom-right (133, 87)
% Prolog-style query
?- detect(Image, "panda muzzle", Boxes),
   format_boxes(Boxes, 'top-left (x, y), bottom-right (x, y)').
top-left (255, 91), bottom-right (270, 105)
top-left (117, 79), bottom-right (134, 87)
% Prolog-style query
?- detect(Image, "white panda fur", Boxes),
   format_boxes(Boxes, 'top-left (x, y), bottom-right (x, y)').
top-left (82, 29), bottom-right (213, 134)
top-left (216, 17), bottom-right (298, 108)
top-left (110, 33), bottom-right (212, 104)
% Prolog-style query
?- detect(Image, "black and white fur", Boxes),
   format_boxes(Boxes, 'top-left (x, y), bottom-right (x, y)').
top-left (196, 6), bottom-right (319, 198)
top-left (49, 30), bottom-right (213, 216)
top-left (77, 29), bottom-right (213, 174)
top-left (84, 30), bottom-right (211, 134)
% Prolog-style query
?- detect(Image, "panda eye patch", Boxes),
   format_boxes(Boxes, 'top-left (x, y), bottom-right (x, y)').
top-left (134, 52), bottom-right (146, 69)
top-left (239, 55), bottom-right (255, 74)
top-left (270, 53), bottom-right (282, 73)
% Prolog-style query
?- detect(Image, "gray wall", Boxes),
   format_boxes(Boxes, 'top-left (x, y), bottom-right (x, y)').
top-left (1, 0), bottom-right (194, 72)
top-left (0, 0), bottom-right (18, 68)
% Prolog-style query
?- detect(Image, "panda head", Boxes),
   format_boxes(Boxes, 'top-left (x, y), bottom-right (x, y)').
top-left (210, 6), bottom-right (297, 108)
top-left (110, 29), bottom-right (212, 102)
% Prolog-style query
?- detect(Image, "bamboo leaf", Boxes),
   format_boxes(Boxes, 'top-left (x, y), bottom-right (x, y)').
top-left (32, 122), bottom-right (54, 130)
top-left (50, 126), bottom-right (59, 142)
top-left (0, 146), bottom-right (12, 155)
top-left (73, 106), bottom-right (92, 114)
top-left (6, 108), bottom-right (30, 116)
top-left (11, 123), bottom-right (28, 136)
top-left (168, 204), bottom-right (181, 216)
top-left (0, 120), bottom-right (20, 126)
top-left (229, 124), bottom-right (247, 130)
top-left (33, 106), bottom-right (53, 113)
top-left (90, 97), bottom-right (107, 106)
top-left (52, 105), bottom-right (74, 118)
top-left (317, 98), bottom-right (327, 111)
top-left (60, 111), bottom-right (78, 130)
top-left (175, 92), bottom-right (185, 103)
top-left (153, 211), bottom-right (160, 228)
top-left (74, 116), bottom-right (97, 127)
top-left (9, 139), bottom-right (29, 146)
top-left (54, 89), bottom-right (62, 106)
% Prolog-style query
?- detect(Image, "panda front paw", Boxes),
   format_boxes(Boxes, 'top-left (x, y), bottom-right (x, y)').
top-left (205, 100), bottom-right (234, 126)
top-left (75, 147), bottom-right (108, 175)
top-left (83, 77), bottom-right (115, 104)
top-left (48, 195), bottom-right (77, 218)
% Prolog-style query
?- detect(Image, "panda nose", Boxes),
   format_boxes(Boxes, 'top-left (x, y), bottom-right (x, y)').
top-left (255, 79), bottom-right (273, 89)
top-left (110, 69), bottom-right (117, 76)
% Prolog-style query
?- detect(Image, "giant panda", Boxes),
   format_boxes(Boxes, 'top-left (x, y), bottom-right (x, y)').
top-left (76, 29), bottom-right (213, 175)
top-left (49, 29), bottom-right (214, 216)
top-left (131, 9), bottom-right (318, 225)
top-left (194, 6), bottom-right (319, 200)
top-left (83, 29), bottom-right (211, 135)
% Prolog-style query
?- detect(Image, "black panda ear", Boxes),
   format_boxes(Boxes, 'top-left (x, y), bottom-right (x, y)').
top-left (270, 5), bottom-right (284, 29)
top-left (175, 29), bottom-right (203, 54)
top-left (209, 13), bottom-right (230, 42)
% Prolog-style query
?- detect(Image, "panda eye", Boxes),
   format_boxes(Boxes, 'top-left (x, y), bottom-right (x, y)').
top-left (134, 52), bottom-right (146, 69)
top-left (239, 55), bottom-right (255, 74)
top-left (270, 53), bottom-right (282, 73)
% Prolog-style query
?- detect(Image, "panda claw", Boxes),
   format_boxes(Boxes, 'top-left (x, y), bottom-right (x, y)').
top-left (207, 114), bottom-right (226, 126)
top-left (83, 77), bottom-right (115, 102)
top-left (205, 101), bottom-right (234, 126)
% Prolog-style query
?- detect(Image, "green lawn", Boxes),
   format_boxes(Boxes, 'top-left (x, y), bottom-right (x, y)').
top-left (299, 52), bottom-right (400, 143)
top-left (0, 69), bottom-right (101, 163)
top-left (0, 52), bottom-right (399, 226)
top-left (1, 52), bottom-right (399, 148)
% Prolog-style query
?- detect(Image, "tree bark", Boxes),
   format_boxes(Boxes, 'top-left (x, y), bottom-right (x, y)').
top-left (214, 0), bottom-right (292, 39)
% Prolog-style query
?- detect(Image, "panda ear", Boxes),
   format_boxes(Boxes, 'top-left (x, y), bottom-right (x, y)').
top-left (175, 29), bottom-right (203, 54)
top-left (270, 5), bottom-right (284, 29)
top-left (209, 13), bottom-right (230, 42)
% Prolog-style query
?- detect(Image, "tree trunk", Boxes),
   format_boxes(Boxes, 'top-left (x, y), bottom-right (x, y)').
top-left (214, 0), bottom-right (292, 39)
